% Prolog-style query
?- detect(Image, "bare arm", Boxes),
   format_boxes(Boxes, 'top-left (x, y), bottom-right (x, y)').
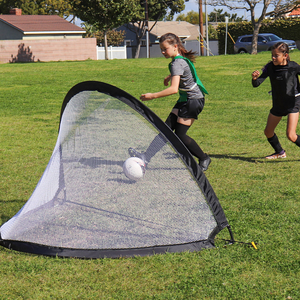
top-left (140, 75), bottom-right (180, 101)
top-left (164, 74), bottom-right (171, 86)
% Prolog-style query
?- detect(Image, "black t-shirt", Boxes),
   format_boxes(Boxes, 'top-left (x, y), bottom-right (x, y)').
top-left (252, 61), bottom-right (300, 112)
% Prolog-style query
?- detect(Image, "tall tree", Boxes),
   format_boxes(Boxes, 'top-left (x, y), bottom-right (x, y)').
top-left (0, 0), bottom-right (74, 17)
top-left (71, 0), bottom-right (140, 59)
top-left (208, 0), bottom-right (300, 54)
top-left (124, 0), bottom-right (186, 58)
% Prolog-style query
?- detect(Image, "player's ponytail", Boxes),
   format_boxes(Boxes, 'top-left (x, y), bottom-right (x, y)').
top-left (159, 33), bottom-right (197, 63)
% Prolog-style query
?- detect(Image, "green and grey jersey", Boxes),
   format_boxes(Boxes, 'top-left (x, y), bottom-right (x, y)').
top-left (169, 57), bottom-right (204, 102)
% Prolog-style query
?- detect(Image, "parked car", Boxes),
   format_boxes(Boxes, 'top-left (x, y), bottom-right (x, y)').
top-left (234, 33), bottom-right (297, 54)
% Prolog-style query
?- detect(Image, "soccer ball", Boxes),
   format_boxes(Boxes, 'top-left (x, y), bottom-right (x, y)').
top-left (123, 157), bottom-right (146, 181)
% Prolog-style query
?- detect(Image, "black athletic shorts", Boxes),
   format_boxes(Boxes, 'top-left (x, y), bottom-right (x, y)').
top-left (173, 98), bottom-right (205, 119)
top-left (270, 96), bottom-right (300, 117)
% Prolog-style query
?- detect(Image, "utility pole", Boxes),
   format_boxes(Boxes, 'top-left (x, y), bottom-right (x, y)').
top-left (145, 0), bottom-right (150, 58)
top-left (205, 0), bottom-right (209, 56)
top-left (198, 0), bottom-right (204, 56)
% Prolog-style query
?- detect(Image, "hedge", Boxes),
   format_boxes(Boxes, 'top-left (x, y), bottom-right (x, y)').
top-left (217, 19), bottom-right (300, 55)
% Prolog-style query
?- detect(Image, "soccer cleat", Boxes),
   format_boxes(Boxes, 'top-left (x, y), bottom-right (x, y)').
top-left (265, 151), bottom-right (286, 159)
top-left (199, 156), bottom-right (211, 171)
top-left (128, 148), bottom-right (148, 166)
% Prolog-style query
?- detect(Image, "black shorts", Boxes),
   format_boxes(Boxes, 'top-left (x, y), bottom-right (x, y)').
top-left (173, 98), bottom-right (205, 120)
top-left (270, 96), bottom-right (300, 117)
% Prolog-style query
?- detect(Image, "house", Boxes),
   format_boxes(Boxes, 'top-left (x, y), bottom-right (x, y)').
top-left (0, 9), bottom-right (96, 63)
top-left (117, 20), bottom-right (211, 58)
top-left (147, 20), bottom-right (201, 43)
top-left (286, 7), bottom-right (300, 18)
top-left (118, 21), bottom-right (201, 48)
top-left (0, 9), bottom-right (85, 40)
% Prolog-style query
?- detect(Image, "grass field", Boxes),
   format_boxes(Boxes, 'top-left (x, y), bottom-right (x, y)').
top-left (1, 50), bottom-right (300, 299)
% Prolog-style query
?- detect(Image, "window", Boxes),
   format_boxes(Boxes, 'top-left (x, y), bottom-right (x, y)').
top-left (241, 37), bottom-right (252, 43)
top-left (258, 36), bottom-right (264, 42)
top-left (267, 34), bottom-right (281, 42)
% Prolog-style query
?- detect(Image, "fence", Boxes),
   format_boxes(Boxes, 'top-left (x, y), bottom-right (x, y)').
top-left (127, 40), bottom-right (219, 59)
top-left (0, 40), bottom-right (216, 63)
top-left (0, 38), bottom-right (97, 64)
top-left (185, 40), bottom-right (219, 56)
top-left (97, 45), bottom-right (127, 60)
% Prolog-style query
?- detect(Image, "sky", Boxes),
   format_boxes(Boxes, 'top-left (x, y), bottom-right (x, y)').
top-left (177, 0), bottom-right (270, 21)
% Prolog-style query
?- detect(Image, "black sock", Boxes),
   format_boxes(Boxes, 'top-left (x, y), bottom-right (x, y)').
top-left (175, 123), bottom-right (207, 161)
top-left (267, 133), bottom-right (283, 153)
top-left (165, 112), bottom-right (178, 130)
top-left (144, 113), bottom-right (178, 162)
top-left (294, 135), bottom-right (300, 147)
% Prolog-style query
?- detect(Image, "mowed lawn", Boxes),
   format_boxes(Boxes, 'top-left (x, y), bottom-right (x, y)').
top-left (0, 50), bottom-right (300, 299)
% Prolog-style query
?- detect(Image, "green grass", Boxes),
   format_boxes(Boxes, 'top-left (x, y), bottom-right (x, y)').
top-left (1, 51), bottom-right (300, 299)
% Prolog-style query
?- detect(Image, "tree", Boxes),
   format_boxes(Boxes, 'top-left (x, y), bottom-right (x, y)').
top-left (0, 0), bottom-right (75, 17)
top-left (83, 22), bottom-right (125, 46)
top-left (175, 12), bottom-right (218, 40)
top-left (208, 0), bottom-right (300, 54)
top-left (176, 9), bottom-right (244, 24)
top-left (125, 0), bottom-right (186, 58)
top-left (176, 10), bottom-right (203, 24)
top-left (97, 30), bottom-right (125, 46)
top-left (208, 8), bottom-right (244, 22)
top-left (72, 0), bottom-right (140, 59)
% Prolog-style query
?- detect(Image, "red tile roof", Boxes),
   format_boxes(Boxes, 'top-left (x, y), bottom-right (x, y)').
top-left (0, 15), bottom-right (85, 33)
top-left (288, 7), bottom-right (300, 16)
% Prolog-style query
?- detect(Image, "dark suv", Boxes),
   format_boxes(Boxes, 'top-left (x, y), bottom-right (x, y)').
top-left (234, 33), bottom-right (297, 54)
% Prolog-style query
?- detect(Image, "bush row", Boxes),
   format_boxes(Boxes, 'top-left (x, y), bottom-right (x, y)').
top-left (216, 19), bottom-right (300, 54)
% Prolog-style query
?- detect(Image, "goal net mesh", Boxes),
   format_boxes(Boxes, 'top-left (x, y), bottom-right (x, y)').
top-left (0, 82), bottom-right (228, 257)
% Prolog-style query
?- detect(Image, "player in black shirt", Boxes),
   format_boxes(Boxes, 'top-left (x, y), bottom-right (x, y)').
top-left (252, 42), bottom-right (300, 159)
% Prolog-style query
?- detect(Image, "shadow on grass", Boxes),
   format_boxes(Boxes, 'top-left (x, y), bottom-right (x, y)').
top-left (209, 153), bottom-right (298, 163)
top-left (0, 216), bottom-right (10, 224)
top-left (79, 157), bottom-right (123, 168)
top-left (0, 199), bottom-right (25, 204)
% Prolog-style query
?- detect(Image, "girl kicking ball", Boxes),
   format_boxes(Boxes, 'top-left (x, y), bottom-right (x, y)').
top-left (129, 32), bottom-right (211, 171)
top-left (252, 42), bottom-right (300, 159)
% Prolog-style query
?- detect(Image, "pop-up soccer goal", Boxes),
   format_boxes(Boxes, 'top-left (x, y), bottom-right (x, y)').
top-left (0, 81), bottom-right (232, 258)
